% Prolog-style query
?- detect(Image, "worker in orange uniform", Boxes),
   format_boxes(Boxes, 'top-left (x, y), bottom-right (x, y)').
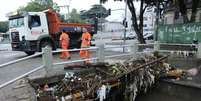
top-left (80, 28), bottom-right (91, 63)
top-left (60, 29), bottom-right (71, 59)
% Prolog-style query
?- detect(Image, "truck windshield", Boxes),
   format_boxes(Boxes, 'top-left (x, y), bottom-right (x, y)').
top-left (9, 17), bottom-right (24, 28)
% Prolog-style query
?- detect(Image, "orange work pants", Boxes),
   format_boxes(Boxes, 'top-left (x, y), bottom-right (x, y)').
top-left (60, 45), bottom-right (70, 59)
top-left (80, 48), bottom-right (90, 63)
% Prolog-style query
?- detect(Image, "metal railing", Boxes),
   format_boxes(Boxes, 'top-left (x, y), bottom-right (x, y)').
top-left (0, 65), bottom-right (44, 89)
top-left (1, 41), bottom-right (201, 89)
top-left (0, 52), bottom-right (43, 68)
top-left (0, 45), bottom-right (132, 89)
top-left (137, 41), bottom-right (198, 53)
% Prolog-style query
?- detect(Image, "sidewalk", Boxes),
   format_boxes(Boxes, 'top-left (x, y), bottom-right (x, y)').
top-left (0, 44), bottom-right (11, 51)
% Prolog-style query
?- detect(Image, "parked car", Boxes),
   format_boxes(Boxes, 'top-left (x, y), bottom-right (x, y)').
top-left (90, 38), bottom-right (96, 46)
top-left (144, 33), bottom-right (153, 40)
top-left (126, 33), bottom-right (136, 40)
top-left (122, 32), bottom-right (136, 40)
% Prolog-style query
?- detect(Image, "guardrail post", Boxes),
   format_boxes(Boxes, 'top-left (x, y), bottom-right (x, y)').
top-left (97, 44), bottom-right (105, 62)
top-left (42, 46), bottom-right (53, 76)
top-left (197, 43), bottom-right (201, 58)
top-left (131, 42), bottom-right (138, 59)
top-left (154, 41), bottom-right (159, 51)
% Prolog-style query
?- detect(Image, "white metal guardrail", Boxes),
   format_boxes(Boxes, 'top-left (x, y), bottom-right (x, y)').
top-left (0, 52), bottom-right (43, 68)
top-left (0, 65), bottom-right (44, 89)
top-left (0, 46), bottom-right (100, 89)
top-left (53, 58), bottom-right (98, 66)
top-left (137, 43), bottom-right (196, 46)
top-left (0, 42), bottom-right (201, 89)
top-left (52, 47), bottom-right (98, 53)
top-left (104, 45), bottom-right (132, 49)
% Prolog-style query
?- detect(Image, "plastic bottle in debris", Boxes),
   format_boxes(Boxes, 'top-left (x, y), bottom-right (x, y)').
top-left (98, 85), bottom-right (106, 101)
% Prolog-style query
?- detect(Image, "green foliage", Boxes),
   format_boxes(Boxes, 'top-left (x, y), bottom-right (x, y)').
top-left (18, 0), bottom-right (59, 12)
top-left (0, 21), bottom-right (8, 32)
top-left (65, 9), bottom-right (86, 24)
top-left (80, 4), bottom-right (110, 19)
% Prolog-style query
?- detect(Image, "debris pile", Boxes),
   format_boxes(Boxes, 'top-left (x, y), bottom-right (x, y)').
top-left (34, 54), bottom-right (169, 101)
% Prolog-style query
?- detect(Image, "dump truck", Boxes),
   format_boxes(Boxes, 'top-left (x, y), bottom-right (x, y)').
top-left (7, 9), bottom-right (95, 55)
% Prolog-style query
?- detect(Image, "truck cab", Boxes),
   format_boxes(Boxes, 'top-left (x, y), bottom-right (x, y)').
top-left (8, 11), bottom-right (50, 55)
top-left (8, 10), bottom-right (95, 55)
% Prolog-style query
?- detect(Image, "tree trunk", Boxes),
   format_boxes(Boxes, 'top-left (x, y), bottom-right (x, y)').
top-left (127, 0), bottom-right (146, 44)
top-left (178, 0), bottom-right (189, 23)
top-left (138, 0), bottom-right (146, 44)
top-left (190, 0), bottom-right (199, 22)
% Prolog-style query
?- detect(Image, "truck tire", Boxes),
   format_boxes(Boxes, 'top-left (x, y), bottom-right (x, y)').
top-left (40, 40), bottom-right (52, 51)
top-left (25, 51), bottom-right (35, 55)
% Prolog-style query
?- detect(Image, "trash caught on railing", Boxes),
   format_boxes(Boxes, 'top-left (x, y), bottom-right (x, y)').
top-left (33, 54), bottom-right (170, 101)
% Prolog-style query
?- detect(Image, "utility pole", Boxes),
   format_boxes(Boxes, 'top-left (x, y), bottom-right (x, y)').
top-left (99, 3), bottom-right (103, 40)
top-left (123, 0), bottom-right (128, 53)
top-left (155, 0), bottom-right (160, 41)
top-left (58, 0), bottom-right (71, 21)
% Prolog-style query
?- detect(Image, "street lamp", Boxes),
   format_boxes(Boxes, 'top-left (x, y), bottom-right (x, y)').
top-left (155, 0), bottom-right (160, 41)
top-left (58, 0), bottom-right (72, 21)
top-left (108, 7), bottom-right (127, 52)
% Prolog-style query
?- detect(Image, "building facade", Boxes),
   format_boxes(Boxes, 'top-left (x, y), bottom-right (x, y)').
top-left (102, 21), bottom-right (124, 32)
top-left (143, 7), bottom-right (156, 39)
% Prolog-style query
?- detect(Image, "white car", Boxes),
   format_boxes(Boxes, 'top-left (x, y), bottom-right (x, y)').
top-left (91, 38), bottom-right (96, 46)
top-left (126, 33), bottom-right (136, 39)
top-left (122, 33), bottom-right (136, 40)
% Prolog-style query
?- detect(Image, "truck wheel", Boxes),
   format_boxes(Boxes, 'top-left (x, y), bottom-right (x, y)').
top-left (40, 40), bottom-right (52, 51)
top-left (25, 51), bottom-right (35, 55)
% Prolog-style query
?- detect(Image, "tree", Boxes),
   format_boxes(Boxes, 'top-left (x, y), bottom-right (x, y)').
top-left (80, 4), bottom-right (110, 33)
top-left (81, 4), bottom-right (109, 19)
top-left (173, 0), bottom-right (200, 23)
top-left (66, 9), bottom-right (86, 23)
top-left (100, 0), bottom-right (161, 43)
top-left (190, 0), bottom-right (200, 22)
top-left (18, 0), bottom-right (59, 12)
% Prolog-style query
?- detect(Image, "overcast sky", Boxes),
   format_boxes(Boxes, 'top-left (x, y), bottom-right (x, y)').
top-left (0, 0), bottom-right (130, 21)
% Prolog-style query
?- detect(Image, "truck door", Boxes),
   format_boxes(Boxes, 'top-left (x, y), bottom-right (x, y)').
top-left (28, 13), bottom-right (49, 40)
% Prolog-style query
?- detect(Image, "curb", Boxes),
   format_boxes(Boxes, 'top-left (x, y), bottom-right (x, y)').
top-left (0, 49), bottom-right (9, 51)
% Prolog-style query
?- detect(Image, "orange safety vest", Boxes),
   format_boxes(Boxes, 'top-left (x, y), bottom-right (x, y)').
top-left (81, 32), bottom-right (91, 48)
top-left (60, 32), bottom-right (69, 46)
top-left (60, 32), bottom-right (70, 59)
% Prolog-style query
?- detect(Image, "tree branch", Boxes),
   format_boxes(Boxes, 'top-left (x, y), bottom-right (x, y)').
top-left (142, 5), bottom-right (148, 14)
